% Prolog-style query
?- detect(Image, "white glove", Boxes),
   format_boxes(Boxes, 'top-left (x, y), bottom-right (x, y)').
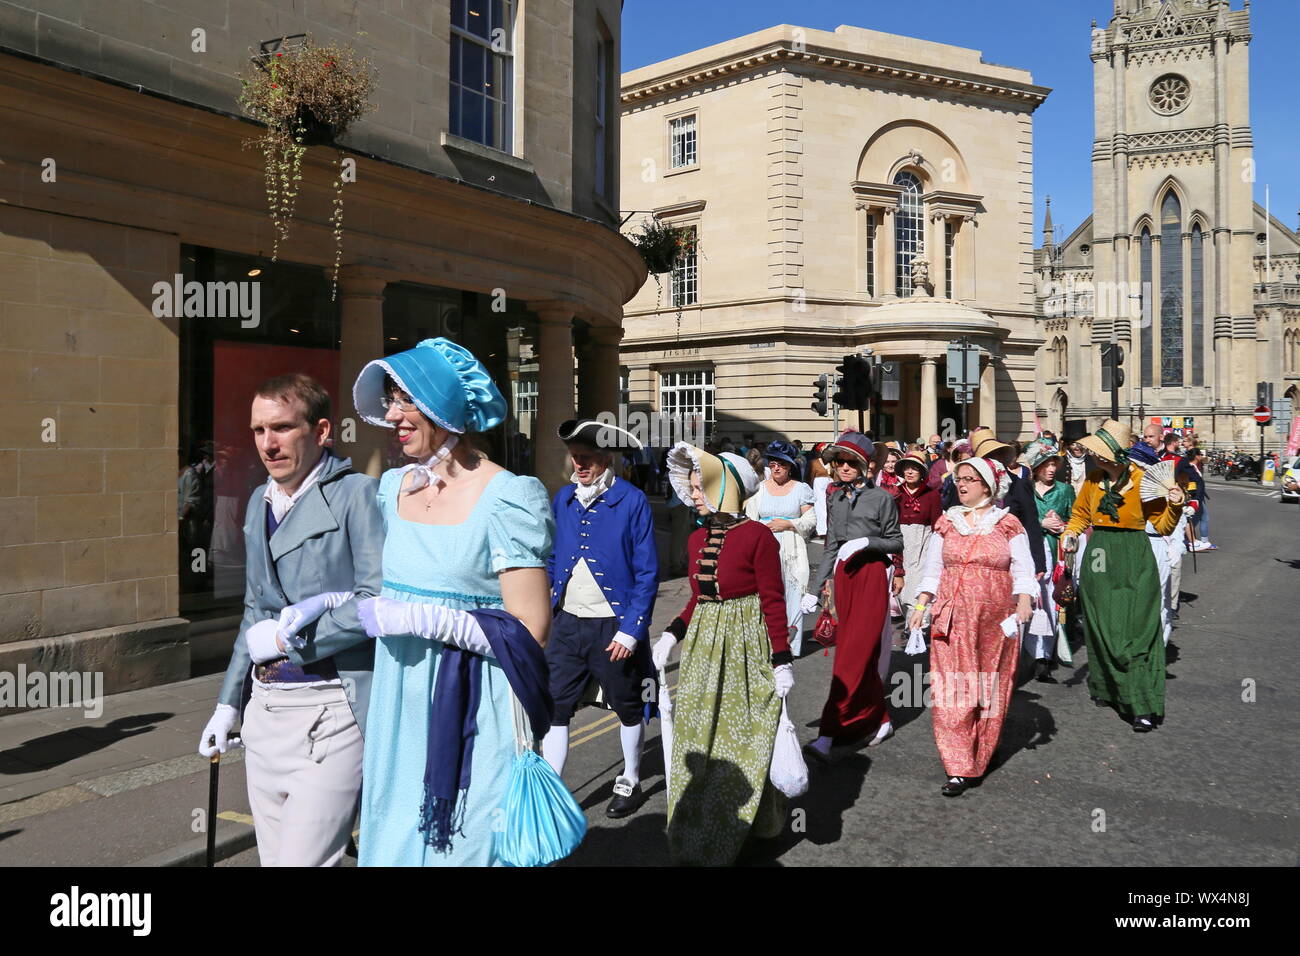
top-left (278, 591), bottom-right (354, 650)
top-left (836, 536), bottom-right (871, 563)
top-left (198, 703), bottom-right (241, 757)
top-left (356, 597), bottom-right (493, 657)
top-left (799, 592), bottom-right (820, 615)
top-left (773, 663), bottom-right (795, 698)
top-left (611, 631), bottom-right (638, 652)
top-left (245, 619), bottom-right (283, 664)
top-left (652, 632), bottom-right (677, 671)
top-left (1062, 534), bottom-right (1079, 554)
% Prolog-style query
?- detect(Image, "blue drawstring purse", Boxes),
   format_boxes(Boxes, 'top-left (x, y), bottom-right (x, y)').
top-left (495, 749), bottom-right (587, 868)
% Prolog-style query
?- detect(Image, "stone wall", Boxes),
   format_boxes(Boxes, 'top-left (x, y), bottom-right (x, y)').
top-left (0, 203), bottom-right (187, 706)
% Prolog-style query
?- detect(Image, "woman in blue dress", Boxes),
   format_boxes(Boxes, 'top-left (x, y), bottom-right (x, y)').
top-left (350, 338), bottom-right (555, 866)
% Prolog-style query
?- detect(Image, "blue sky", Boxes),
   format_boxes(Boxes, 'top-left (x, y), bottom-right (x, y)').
top-left (623, 0), bottom-right (1300, 241)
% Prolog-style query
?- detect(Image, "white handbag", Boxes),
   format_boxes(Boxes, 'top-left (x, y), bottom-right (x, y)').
top-left (769, 700), bottom-right (809, 798)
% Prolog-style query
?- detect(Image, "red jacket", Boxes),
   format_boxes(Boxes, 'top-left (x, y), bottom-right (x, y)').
top-left (891, 481), bottom-right (942, 527)
top-left (667, 518), bottom-right (790, 660)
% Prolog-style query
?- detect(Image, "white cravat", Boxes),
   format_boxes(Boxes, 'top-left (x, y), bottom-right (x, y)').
top-left (264, 451), bottom-right (328, 524)
top-left (572, 467), bottom-right (616, 508)
top-left (400, 435), bottom-right (459, 494)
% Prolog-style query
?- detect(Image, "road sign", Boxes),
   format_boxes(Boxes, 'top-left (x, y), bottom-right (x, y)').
top-left (1254, 405), bottom-right (1272, 425)
top-left (945, 341), bottom-right (979, 389)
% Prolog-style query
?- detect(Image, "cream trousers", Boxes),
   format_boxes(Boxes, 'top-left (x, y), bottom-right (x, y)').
top-left (243, 681), bottom-right (363, 867)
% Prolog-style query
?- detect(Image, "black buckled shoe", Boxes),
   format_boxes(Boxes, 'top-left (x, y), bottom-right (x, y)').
top-left (606, 776), bottom-right (646, 818)
top-left (1132, 714), bottom-right (1157, 733)
top-left (1033, 658), bottom-right (1058, 684)
top-left (941, 775), bottom-right (972, 797)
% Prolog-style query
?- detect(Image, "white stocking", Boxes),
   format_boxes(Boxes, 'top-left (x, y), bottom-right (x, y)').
top-left (619, 722), bottom-right (644, 785)
top-left (542, 724), bottom-right (569, 776)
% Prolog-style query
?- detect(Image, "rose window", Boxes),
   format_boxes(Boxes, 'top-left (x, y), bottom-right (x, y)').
top-left (1149, 75), bottom-right (1190, 115)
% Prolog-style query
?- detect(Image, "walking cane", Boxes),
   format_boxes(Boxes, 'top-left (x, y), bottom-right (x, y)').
top-left (1185, 519), bottom-right (1197, 575)
top-left (206, 733), bottom-right (241, 868)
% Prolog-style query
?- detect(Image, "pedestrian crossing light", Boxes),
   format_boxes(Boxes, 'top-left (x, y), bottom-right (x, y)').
top-left (811, 373), bottom-right (829, 417)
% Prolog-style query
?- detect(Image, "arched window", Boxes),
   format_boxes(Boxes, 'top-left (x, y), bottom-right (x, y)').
top-left (1160, 191), bottom-right (1183, 386)
top-left (1059, 336), bottom-right (1069, 377)
top-left (894, 171), bottom-right (923, 297)
top-left (1140, 227), bottom-right (1153, 387)
top-left (1191, 223), bottom-right (1204, 386)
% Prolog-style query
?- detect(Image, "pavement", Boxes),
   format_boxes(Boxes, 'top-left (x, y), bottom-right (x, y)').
top-left (2, 477), bottom-right (1296, 866)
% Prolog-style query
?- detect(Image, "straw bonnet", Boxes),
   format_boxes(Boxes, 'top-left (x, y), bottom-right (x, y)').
top-left (968, 426), bottom-right (1012, 462)
top-left (895, 451), bottom-right (930, 477)
top-left (1077, 419), bottom-right (1135, 464)
top-left (666, 442), bottom-right (759, 514)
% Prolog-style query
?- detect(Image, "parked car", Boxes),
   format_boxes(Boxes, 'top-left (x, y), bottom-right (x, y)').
top-left (1280, 455), bottom-right (1300, 504)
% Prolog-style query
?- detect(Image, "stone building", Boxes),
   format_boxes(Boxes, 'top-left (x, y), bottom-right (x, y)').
top-left (0, 0), bottom-right (642, 703)
top-left (1034, 0), bottom-right (1300, 445)
top-left (618, 23), bottom-right (1049, 448)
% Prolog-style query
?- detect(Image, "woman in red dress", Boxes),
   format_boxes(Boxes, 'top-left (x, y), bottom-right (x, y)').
top-left (909, 457), bottom-right (1035, 796)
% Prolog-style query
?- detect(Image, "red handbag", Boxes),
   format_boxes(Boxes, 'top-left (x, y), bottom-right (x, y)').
top-left (813, 607), bottom-right (837, 648)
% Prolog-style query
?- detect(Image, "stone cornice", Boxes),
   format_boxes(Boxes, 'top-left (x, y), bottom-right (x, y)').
top-left (620, 42), bottom-right (1050, 110)
top-left (653, 198), bottom-right (707, 218)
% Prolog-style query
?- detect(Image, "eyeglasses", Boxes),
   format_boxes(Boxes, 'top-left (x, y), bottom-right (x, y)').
top-left (380, 395), bottom-right (419, 412)
top-left (954, 476), bottom-right (985, 484)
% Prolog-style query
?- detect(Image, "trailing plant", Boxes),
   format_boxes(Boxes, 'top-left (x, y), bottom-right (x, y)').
top-left (238, 37), bottom-right (376, 298)
top-left (631, 218), bottom-right (698, 275)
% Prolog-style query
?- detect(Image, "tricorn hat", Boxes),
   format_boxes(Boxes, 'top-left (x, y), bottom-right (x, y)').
top-left (557, 418), bottom-right (643, 452)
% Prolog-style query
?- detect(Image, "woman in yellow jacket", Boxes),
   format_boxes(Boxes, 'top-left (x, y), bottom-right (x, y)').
top-left (1063, 421), bottom-right (1185, 733)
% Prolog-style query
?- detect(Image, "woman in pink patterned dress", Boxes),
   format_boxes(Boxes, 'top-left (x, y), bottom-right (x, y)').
top-left (908, 457), bottom-right (1035, 796)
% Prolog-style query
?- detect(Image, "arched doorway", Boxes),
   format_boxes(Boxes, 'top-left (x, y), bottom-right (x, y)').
top-left (1052, 389), bottom-right (1068, 437)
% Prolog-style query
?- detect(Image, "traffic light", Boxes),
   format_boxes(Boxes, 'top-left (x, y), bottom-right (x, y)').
top-left (834, 354), bottom-right (872, 410)
top-left (811, 373), bottom-right (829, 417)
top-left (1100, 343), bottom-right (1125, 390)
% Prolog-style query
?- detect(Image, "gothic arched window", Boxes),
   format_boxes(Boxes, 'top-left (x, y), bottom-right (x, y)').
top-left (1140, 227), bottom-right (1153, 387)
top-left (894, 171), bottom-right (923, 297)
top-left (1191, 223), bottom-right (1205, 386)
top-left (1059, 336), bottom-right (1069, 378)
top-left (1160, 191), bottom-right (1183, 386)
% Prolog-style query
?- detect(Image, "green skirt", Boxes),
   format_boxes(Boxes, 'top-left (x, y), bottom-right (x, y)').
top-left (1079, 528), bottom-right (1166, 717)
top-left (667, 593), bottom-right (786, 866)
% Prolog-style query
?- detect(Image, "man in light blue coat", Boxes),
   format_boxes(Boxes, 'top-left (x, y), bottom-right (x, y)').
top-left (199, 373), bottom-right (383, 866)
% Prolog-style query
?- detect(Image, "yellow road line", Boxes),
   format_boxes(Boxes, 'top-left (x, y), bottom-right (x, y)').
top-left (568, 684), bottom-right (674, 749)
top-left (217, 810), bottom-right (255, 826)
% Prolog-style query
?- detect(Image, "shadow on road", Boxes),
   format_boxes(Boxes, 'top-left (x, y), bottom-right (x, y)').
top-left (746, 750), bottom-right (872, 865)
top-left (0, 714), bottom-right (171, 774)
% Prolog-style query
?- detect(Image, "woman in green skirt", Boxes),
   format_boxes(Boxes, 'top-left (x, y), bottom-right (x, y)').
top-left (653, 442), bottom-right (795, 865)
top-left (1062, 421), bottom-right (1184, 732)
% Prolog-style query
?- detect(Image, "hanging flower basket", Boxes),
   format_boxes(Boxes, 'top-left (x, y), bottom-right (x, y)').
top-left (631, 219), bottom-right (698, 274)
top-left (238, 36), bottom-right (376, 298)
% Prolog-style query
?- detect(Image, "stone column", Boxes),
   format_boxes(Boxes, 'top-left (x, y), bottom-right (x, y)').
top-left (957, 215), bottom-right (976, 301)
top-left (932, 213), bottom-right (949, 299)
top-left (979, 355), bottom-right (997, 432)
top-left (578, 323), bottom-right (623, 420)
top-left (920, 357), bottom-right (938, 440)
top-left (881, 208), bottom-right (897, 298)
top-left (337, 268), bottom-right (388, 477)
top-left (534, 305), bottom-right (576, 494)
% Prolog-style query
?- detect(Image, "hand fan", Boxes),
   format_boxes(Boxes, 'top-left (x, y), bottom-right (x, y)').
top-left (1138, 460), bottom-right (1178, 502)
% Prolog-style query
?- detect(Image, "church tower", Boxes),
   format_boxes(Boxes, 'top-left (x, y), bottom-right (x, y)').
top-left (1088, 0), bottom-right (1255, 434)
